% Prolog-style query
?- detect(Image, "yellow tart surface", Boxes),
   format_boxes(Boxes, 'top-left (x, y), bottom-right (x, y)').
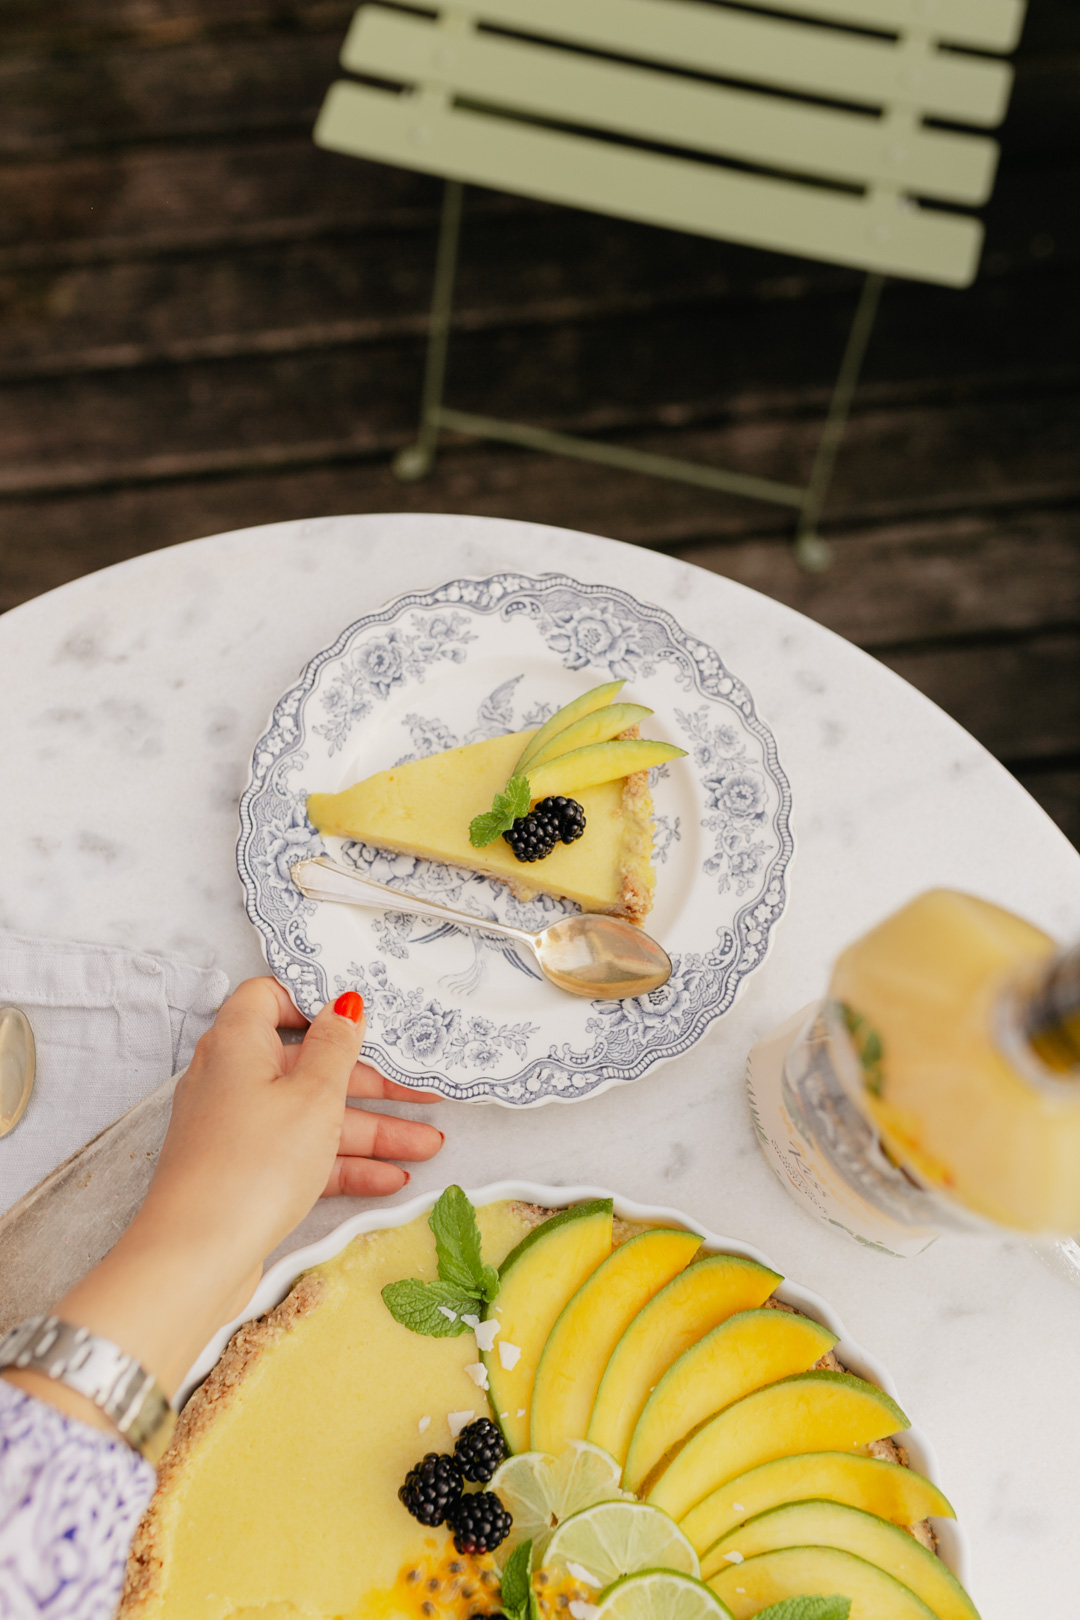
top-left (306, 729), bottom-right (656, 923)
top-left (122, 1203), bottom-right (544, 1620)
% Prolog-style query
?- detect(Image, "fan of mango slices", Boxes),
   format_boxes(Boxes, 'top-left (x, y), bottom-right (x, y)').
top-left (469, 681), bottom-right (686, 848)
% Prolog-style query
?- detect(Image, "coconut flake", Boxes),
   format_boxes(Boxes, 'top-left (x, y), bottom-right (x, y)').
top-left (569, 1603), bottom-right (600, 1620)
top-left (436, 1305), bottom-right (458, 1323)
top-left (418, 1415), bottom-right (431, 1435)
top-left (465, 1362), bottom-right (490, 1391)
top-left (498, 1341), bottom-right (522, 1371)
top-left (731, 1502), bottom-right (745, 1513)
top-left (516, 1409), bottom-right (526, 1418)
top-left (566, 1562), bottom-right (601, 1589)
top-left (473, 1319), bottom-right (500, 1353)
top-left (447, 1409), bottom-right (475, 1439)
top-left (723, 1551), bottom-right (744, 1565)
top-left (461, 1313), bottom-right (481, 1330)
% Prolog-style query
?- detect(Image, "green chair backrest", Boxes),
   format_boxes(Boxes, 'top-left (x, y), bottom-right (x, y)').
top-left (316, 0), bottom-right (1025, 287)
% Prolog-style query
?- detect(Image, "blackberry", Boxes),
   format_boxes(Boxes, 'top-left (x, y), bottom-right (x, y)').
top-left (454, 1417), bottom-right (506, 1483)
top-left (502, 806), bottom-right (558, 863)
top-left (398, 1452), bottom-right (464, 1526)
top-left (447, 1490), bottom-right (513, 1555)
top-left (537, 795), bottom-right (586, 845)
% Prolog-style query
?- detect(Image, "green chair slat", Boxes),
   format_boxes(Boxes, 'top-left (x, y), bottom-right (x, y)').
top-left (346, 7), bottom-right (998, 206)
top-left (726, 0), bottom-right (1024, 53)
top-left (315, 82), bottom-right (983, 286)
top-left (432, 0), bottom-right (1014, 127)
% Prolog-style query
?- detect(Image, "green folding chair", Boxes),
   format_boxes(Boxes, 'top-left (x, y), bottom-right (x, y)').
top-left (315, 0), bottom-right (1026, 567)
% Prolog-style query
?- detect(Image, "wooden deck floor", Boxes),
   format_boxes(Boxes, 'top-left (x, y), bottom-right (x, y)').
top-left (2, 0), bottom-right (1078, 848)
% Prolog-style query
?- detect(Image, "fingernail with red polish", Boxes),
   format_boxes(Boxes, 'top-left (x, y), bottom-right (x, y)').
top-left (333, 991), bottom-right (364, 1024)
top-left (402, 1170), bottom-right (411, 1186)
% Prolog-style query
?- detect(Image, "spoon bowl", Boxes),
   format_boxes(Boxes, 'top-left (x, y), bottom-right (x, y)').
top-left (290, 857), bottom-right (671, 1000)
top-left (0, 1006), bottom-right (36, 1138)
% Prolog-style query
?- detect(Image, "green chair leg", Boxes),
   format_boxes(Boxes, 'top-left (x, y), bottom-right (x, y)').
top-left (393, 179), bottom-right (465, 482)
top-left (794, 272), bottom-right (886, 571)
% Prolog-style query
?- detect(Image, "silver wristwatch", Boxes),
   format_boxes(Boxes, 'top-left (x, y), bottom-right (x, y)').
top-left (0, 1315), bottom-right (176, 1463)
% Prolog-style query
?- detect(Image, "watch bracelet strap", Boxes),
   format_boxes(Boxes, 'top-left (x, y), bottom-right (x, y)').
top-left (0, 1314), bottom-right (176, 1462)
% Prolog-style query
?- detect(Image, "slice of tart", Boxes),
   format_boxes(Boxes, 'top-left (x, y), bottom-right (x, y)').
top-left (307, 727), bottom-right (658, 923)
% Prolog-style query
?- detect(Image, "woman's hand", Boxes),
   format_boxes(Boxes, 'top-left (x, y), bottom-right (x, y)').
top-left (147, 977), bottom-right (443, 1246)
top-left (4, 978), bottom-right (444, 1418)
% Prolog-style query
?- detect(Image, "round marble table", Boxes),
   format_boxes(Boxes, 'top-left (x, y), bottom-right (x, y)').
top-left (2, 514), bottom-right (1078, 1616)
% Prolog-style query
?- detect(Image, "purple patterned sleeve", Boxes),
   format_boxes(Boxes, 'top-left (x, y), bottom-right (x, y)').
top-left (0, 1378), bottom-right (155, 1620)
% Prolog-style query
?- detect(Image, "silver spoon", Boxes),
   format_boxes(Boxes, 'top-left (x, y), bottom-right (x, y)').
top-left (0, 1007), bottom-right (36, 1138)
top-left (290, 856), bottom-right (672, 999)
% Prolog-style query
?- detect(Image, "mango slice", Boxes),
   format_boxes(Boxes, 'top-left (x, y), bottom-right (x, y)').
top-left (514, 681), bottom-right (625, 775)
top-left (482, 1200), bottom-right (613, 1454)
top-left (682, 1452), bottom-right (954, 1554)
top-left (587, 1255), bottom-right (782, 1466)
top-left (709, 1545), bottom-right (939, 1620)
top-left (527, 739), bottom-right (686, 802)
top-left (704, 1500), bottom-right (979, 1619)
top-left (648, 1371), bottom-right (909, 1522)
top-left (623, 1309), bottom-right (837, 1494)
top-left (526, 704), bottom-right (654, 770)
top-left (530, 1227), bottom-right (703, 1455)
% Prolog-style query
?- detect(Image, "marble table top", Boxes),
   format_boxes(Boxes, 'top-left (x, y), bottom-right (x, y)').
top-left (2, 513), bottom-right (1079, 1616)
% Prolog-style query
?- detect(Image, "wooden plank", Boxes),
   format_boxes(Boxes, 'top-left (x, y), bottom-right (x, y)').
top-left (316, 83), bottom-right (984, 285)
top-left (445, 0), bottom-right (1015, 123)
top-left (879, 631), bottom-right (1080, 765)
top-left (345, 7), bottom-right (997, 203)
top-left (675, 509), bottom-right (1080, 650)
top-left (0, 321), bottom-right (1076, 525)
top-left (0, 32), bottom-right (341, 157)
top-left (1, 219), bottom-right (1073, 393)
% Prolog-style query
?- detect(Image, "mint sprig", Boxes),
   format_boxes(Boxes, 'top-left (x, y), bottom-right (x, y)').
top-left (429, 1183), bottom-right (499, 1302)
top-left (755, 1598), bottom-right (851, 1620)
top-left (382, 1186), bottom-right (499, 1336)
top-left (500, 1539), bottom-right (540, 1620)
top-left (469, 774), bottom-right (531, 847)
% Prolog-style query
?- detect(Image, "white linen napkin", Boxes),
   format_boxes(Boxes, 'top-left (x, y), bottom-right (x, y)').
top-left (0, 931), bottom-right (228, 1216)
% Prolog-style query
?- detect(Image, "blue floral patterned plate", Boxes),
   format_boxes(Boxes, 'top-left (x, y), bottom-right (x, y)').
top-left (237, 572), bottom-right (793, 1106)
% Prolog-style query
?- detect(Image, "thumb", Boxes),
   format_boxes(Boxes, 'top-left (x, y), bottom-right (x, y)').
top-left (291, 991), bottom-right (366, 1095)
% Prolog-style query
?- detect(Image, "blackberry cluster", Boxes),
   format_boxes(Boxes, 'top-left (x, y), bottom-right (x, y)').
top-left (503, 796), bottom-right (587, 864)
top-left (448, 1490), bottom-right (513, 1556)
top-left (398, 1427), bottom-right (512, 1556)
top-left (398, 1452), bottom-right (463, 1527)
top-left (454, 1417), bottom-right (506, 1483)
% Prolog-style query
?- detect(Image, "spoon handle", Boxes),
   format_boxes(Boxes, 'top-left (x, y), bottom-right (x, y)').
top-left (290, 857), bottom-right (535, 947)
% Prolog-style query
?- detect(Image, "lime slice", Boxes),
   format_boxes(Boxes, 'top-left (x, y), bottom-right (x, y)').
top-left (545, 1501), bottom-right (700, 1588)
top-left (491, 1441), bottom-right (627, 1562)
top-left (594, 1570), bottom-right (734, 1620)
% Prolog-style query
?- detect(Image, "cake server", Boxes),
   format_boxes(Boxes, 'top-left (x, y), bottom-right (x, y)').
top-left (290, 856), bottom-right (671, 999)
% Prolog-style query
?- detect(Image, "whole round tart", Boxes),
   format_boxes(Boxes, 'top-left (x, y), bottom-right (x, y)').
top-left (121, 1186), bottom-right (974, 1620)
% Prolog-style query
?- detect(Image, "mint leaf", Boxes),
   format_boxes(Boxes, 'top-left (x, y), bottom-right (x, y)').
top-left (429, 1185), bottom-right (490, 1296)
top-left (380, 1279), bottom-right (477, 1337)
top-left (500, 1539), bottom-right (535, 1620)
top-left (755, 1598), bottom-right (852, 1620)
top-left (478, 1262), bottom-right (500, 1305)
top-left (469, 773), bottom-right (532, 847)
